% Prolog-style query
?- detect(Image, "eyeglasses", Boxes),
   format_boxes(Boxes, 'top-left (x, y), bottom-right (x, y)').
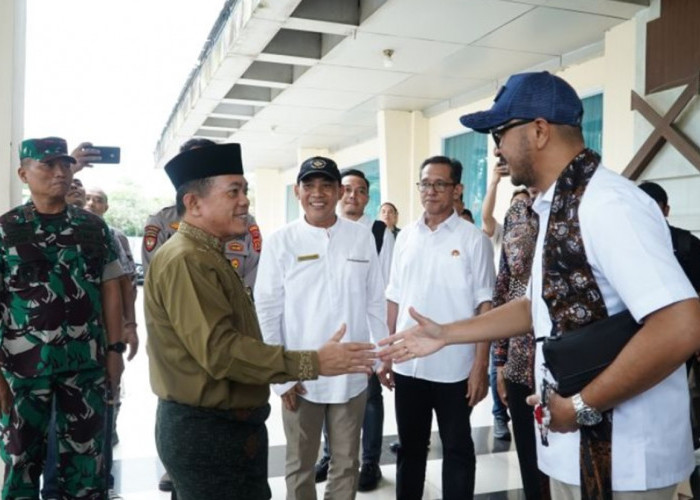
top-left (490, 119), bottom-right (534, 147)
top-left (416, 181), bottom-right (455, 193)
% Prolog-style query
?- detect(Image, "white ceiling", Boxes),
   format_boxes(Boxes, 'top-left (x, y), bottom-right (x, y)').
top-left (154, 0), bottom-right (649, 170)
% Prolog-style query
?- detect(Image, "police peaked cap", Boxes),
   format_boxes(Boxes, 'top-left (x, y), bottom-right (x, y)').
top-left (164, 143), bottom-right (244, 189)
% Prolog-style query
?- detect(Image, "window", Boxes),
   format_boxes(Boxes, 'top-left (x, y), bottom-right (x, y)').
top-left (346, 159), bottom-right (380, 220)
top-left (582, 93), bottom-right (603, 155)
top-left (285, 184), bottom-right (299, 222)
top-left (443, 131), bottom-right (488, 227)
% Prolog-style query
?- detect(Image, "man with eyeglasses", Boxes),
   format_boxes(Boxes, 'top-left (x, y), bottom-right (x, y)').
top-left (379, 71), bottom-right (700, 499)
top-left (385, 155), bottom-right (495, 499)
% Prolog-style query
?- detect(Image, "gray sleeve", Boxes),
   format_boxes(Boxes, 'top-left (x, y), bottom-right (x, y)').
top-left (102, 259), bottom-right (125, 281)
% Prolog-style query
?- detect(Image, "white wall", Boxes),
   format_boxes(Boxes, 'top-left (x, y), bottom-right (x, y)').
top-left (0, 0), bottom-right (26, 213)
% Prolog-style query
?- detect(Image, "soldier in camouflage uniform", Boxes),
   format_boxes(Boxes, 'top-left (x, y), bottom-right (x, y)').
top-left (0, 137), bottom-right (125, 499)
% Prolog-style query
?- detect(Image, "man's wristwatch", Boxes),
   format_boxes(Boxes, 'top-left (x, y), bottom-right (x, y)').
top-left (107, 342), bottom-right (127, 354)
top-left (572, 393), bottom-right (603, 426)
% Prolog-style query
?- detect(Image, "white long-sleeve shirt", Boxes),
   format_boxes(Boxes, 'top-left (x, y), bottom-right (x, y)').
top-left (255, 216), bottom-right (388, 403)
top-left (356, 214), bottom-right (395, 285)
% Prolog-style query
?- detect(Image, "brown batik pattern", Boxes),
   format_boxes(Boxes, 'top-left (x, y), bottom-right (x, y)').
top-left (541, 148), bottom-right (613, 500)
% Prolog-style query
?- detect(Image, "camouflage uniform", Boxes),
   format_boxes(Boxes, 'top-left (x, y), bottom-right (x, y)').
top-left (0, 201), bottom-right (121, 499)
top-left (142, 205), bottom-right (262, 290)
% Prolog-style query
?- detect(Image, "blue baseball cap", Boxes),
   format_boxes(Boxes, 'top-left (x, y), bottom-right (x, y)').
top-left (459, 71), bottom-right (583, 133)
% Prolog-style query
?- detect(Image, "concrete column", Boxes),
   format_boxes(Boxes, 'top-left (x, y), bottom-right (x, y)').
top-left (254, 167), bottom-right (287, 236)
top-left (0, 0), bottom-right (26, 212)
top-left (601, 17), bottom-right (639, 173)
top-left (377, 110), bottom-right (429, 224)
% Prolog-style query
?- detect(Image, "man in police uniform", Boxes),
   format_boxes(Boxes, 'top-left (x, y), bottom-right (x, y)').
top-left (142, 138), bottom-right (261, 292)
top-left (145, 143), bottom-right (376, 500)
top-left (0, 137), bottom-right (125, 498)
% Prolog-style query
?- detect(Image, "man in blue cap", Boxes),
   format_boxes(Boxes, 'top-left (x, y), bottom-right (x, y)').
top-left (379, 71), bottom-right (700, 499)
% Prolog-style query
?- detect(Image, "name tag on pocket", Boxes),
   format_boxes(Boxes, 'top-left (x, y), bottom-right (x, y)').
top-left (297, 254), bottom-right (319, 262)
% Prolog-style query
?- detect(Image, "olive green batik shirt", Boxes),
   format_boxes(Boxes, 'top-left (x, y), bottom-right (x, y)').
top-left (145, 221), bottom-right (318, 410)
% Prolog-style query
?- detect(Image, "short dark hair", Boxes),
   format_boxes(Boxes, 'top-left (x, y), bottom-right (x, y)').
top-left (511, 188), bottom-right (529, 202)
top-left (176, 177), bottom-right (214, 217)
top-left (638, 181), bottom-right (668, 207)
top-left (340, 168), bottom-right (370, 190)
top-left (179, 138), bottom-right (217, 153)
top-left (461, 208), bottom-right (473, 219)
top-left (420, 156), bottom-right (462, 185)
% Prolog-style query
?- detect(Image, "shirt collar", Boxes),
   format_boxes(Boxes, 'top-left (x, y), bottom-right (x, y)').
top-left (532, 182), bottom-right (555, 216)
top-left (301, 214), bottom-right (341, 235)
top-left (178, 220), bottom-right (223, 253)
top-left (356, 214), bottom-right (371, 227)
top-left (417, 209), bottom-right (460, 232)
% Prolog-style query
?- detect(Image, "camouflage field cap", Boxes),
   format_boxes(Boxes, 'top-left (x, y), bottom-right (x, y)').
top-left (19, 137), bottom-right (76, 164)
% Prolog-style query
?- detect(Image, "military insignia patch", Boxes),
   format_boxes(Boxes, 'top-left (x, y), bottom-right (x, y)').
top-left (249, 224), bottom-right (262, 252)
top-left (231, 258), bottom-right (240, 269)
top-left (169, 222), bottom-right (180, 231)
top-left (311, 158), bottom-right (326, 169)
top-left (227, 241), bottom-right (244, 253)
top-left (144, 225), bottom-right (160, 253)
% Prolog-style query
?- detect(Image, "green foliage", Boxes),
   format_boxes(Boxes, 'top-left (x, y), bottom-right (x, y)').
top-left (103, 181), bottom-right (172, 237)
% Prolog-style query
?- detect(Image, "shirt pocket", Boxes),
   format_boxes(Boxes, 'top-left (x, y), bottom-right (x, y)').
top-left (8, 257), bottom-right (52, 292)
top-left (77, 244), bottom-right (107, 283)
top-left (345, 256), bottom-right (371, 293)
top-left (438, 252), bottom-right (472, 292)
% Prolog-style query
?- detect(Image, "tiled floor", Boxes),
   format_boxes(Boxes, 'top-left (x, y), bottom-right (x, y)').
top-left (0, 291), bottom-right (522, 499)
top-left (109, 292), bottom-right (525, 499)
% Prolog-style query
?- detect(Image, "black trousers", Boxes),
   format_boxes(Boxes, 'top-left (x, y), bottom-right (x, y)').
top-left (156, 399), bottom-right (271, 500)
top-left (394, 372), bottom-right (475, 500)
top-left (506, 380), bottom-right (550, 500)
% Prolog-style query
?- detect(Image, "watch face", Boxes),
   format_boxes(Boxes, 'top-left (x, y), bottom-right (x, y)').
top-left (577, 408), bottom-right (603, 426)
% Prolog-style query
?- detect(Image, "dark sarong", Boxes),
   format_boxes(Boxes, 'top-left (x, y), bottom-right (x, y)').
top-left (156, 399), bottom-right (272, 500)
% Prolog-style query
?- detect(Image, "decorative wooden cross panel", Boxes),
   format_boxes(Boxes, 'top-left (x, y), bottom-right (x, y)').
top-left (622, 73), bottom-right (700, 180)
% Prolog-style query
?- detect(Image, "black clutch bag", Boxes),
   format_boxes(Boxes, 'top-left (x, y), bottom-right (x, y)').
top-left (542, 310), bottom-right (641, 397)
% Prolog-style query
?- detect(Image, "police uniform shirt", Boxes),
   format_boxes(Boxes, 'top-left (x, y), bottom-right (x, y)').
top-left (142, 205), bottom-right (261, 290)
top-left (0, 202), bottom-right (122, 377)
top-left (112, 226), bottom-right (137, 289)
top-left (386, 211), bottom-right (495, 383)
top-left (145, 221), bottom-right (317, 410)
top-left (530, 166), bottom-right (698, 491)
top-left (254, 216), bottom-right (388, 403)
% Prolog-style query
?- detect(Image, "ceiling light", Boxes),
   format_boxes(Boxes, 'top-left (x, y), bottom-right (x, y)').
top-left (382, 49), bottom-right (394, 68)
